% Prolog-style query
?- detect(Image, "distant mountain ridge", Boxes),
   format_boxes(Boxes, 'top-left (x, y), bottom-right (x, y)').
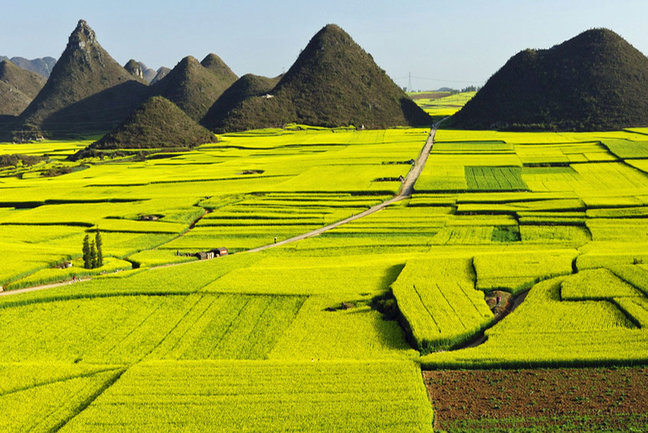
top-left (0, 60), bottom-right (46, 116)
top-left (0, 56), bottom-right (57, 78)
top-left (450, 28), bottom-right (648, 131)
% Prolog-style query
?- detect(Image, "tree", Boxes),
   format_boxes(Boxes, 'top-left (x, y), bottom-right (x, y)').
top-left (95, 229), bottom-right (103, 268)
top-left (82, 234), bottom-right (91, 269)
top-left (89, 240), bottom-right (97, 269)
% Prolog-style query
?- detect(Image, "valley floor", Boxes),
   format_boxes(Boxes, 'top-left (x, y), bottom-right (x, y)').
top-left (2, 124), bottom-right (648, 431)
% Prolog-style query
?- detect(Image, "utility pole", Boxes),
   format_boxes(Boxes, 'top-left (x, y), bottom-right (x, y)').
top-left (408, 72), bottom-right (412, 92)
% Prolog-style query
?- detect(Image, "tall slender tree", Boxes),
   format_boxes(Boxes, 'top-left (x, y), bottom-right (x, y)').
top-left (95, 228), bottom-right (103, 268)
top-left (82, 234), bottom-right (91, 269)
top-left (89, 240), bottom-right (97, 269)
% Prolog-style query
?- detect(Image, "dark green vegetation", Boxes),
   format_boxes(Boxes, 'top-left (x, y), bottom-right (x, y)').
top-left (0, 153), bottom-right (43, 167)
top-left (201, 73), bottom-right (280, 131)
top-left (212, 24), bottom-right (431, 132)
top-left (151, 54), bottom-right (238, 122)
top-left (0, 60), bottom-right (46, 116)
top-left (70, 96), bottom-right (216, 160)
top-left (82, 230), bottom-right (103, 269)
top-left (450, 28), bottom-right (648, 131)
top-left (15, 20), bottom-right (148, 139)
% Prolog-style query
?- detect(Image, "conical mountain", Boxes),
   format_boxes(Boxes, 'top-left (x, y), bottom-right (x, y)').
top-left (70, 96), bottom-right (216, 160)
top-left (124, 59), bottom-right (145, 80)
top-left (124, 59), bottom-right (157, 83)
top-left (451, 28), bottom-right (648, 131)
top-left (0, 60), bottom-right (46, 98)
top-left (16, 19), bottom-right (148, 137)
top-left (212, 24), bottom-right (430, 132)
top-left (201, 53), bottom-right (237, 81)
top-left (0, 60), bottom-right (46, 115)
top-left (150, 67), bottom-right (170, 85)
top-left (201, 73), bottom-right (280, 131)
top-left (151, 54), bottom-right (238, 121)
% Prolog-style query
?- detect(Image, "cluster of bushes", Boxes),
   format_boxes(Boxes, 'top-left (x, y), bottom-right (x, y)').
top-left (0, 153), bottom-right (43, 168)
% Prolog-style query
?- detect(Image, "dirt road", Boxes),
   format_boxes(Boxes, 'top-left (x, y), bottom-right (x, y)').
top-left (1, 123), bottom-right (439, 296)
top-left (247, 124), bottom-right (439, 252)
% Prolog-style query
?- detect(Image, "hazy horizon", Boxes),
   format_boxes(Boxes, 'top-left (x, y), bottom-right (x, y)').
top-left (2, 0), bottom-right (648, 90)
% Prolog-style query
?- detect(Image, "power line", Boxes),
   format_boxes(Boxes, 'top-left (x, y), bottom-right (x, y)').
top-left (394, 75), bottom-right (480, 84)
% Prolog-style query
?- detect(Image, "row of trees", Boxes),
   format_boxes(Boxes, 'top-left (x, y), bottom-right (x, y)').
top-left (82, 229), bottom-right (103, 269)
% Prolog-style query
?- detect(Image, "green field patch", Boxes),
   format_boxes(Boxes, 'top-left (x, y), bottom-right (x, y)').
top-left (614, 297), bottom-right (648, 327)
top-left (0, 364), bottom-right (123, 433)
top-left (202, 254), bottom-right (406, 295)
top-left (432, 141), bottom-right (513, 153)
top-left (520, 225), bottom-right (591, 244)
top-left (586, 218), bottom-right (648, 241)
top-left (576, 243), bottom-right (648, 270)
top-left (456, 198), bottom-right (584, 215)
top-left (561, 268), bottom-right (645, 300)
top-left (148, 294), bottom-right (305, 360)
top-left (586, 206), bottom-right (648, 218)
top-left (602, 139), bottom-right (648, 159)
top-left (491, 225), bottom-right (521, 242)
top-left (465, 166), bottom-right (528, 191)
top-left (421, 276), bottom-right (645, 368)
top-left (391, 258), bottom-right (493, 353)
top-left (59, 360), bottom-right (434, 433)
top-left (608, 264), bottom-right (648, 297)
top-left (270, 295), bottom-right (415, 360)
top-left (474, 250), bottom-right (577, 294)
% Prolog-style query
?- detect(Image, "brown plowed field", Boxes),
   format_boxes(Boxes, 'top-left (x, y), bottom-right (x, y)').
top-left (424, 367), bottom-right (648, 432)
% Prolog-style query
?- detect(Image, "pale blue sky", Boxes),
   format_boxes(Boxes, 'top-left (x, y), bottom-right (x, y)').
top-left (2, 1), bottom-right (647, 89)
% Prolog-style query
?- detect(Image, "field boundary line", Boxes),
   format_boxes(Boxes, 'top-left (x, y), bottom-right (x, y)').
top-left (0, 123), bottom-right (440, 296)
top-left (247, 122), bottom-right (441, 253)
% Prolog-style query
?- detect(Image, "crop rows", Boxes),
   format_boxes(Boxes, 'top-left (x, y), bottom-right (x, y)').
top-left (0, 364), bottom-right (123, 433)
top-left (561, 268), bottom-right (643, 300)
top-left (464, 166), bottom-right (528, 191)
top-left (421, 275), bottom-right (648, 368)
top-left (473, 249), bottom-right (577, 294)
top-left (0, 293), bottom-right (304, 363)
top-left (58, 360), bottom-right (434, 433)
top-left (391, 258), bottom-right (493, 352)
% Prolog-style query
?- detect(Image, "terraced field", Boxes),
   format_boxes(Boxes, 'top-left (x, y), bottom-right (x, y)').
top-left (3, 124), bottom-right (648, 431)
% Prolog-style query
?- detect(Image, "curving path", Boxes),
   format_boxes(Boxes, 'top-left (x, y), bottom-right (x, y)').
top-left (0, 123), bottom-right (440, 296)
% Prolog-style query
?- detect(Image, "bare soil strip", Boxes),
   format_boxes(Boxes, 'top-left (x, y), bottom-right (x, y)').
top-left (424, 367), bottom-right (648, 432)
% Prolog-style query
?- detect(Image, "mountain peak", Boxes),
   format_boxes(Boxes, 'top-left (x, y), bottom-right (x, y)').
top-left (70, 96), bottom-right (217, 160)
top-left (201, 53), bottom-right (237, 80)
top-left (16, 19), bottom-right (148, 137)
top-left (69, 19), bottom-right (97, 50)
top-left (211, 24), bottom-right (430, 131)
top-left (450, 28), bottom-right (648, 131)
top-left (151, 54), bottom-right (237, 121)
